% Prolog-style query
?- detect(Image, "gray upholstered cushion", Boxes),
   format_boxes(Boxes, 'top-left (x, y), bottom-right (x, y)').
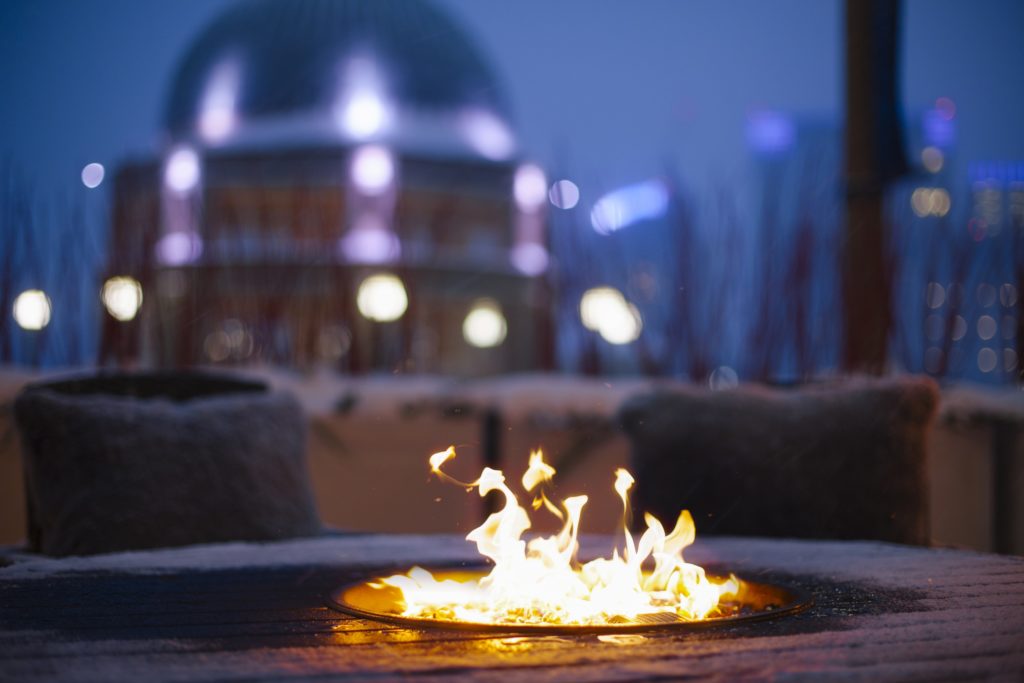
top-left (14, 374), bottom-right (321, 556)
top-left (617, 377), bottom-right (939, 545)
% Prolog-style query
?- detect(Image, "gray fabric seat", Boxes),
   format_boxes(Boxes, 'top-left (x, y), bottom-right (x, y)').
top-left (14, 372), bottom-right (321, 557)
top-left (617, 377), bottom-right (939, 545)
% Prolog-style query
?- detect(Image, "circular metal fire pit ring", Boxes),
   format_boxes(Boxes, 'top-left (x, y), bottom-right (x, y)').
top-left (326, 566), bottom-right (814, 635)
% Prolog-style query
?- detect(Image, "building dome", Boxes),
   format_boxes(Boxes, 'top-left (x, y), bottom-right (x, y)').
top-left (163, 0), bottom-right (513, 153)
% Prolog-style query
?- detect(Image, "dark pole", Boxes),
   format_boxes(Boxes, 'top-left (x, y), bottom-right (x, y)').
top-left (842, 0), bottom-right (907, 373)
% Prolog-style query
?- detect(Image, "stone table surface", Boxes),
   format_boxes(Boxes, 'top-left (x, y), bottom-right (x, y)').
top-left (1, 534), bottom-right (1022, 682)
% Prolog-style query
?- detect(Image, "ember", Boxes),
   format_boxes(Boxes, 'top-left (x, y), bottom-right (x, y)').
top-left (331, 447), bottom-right (808, 631)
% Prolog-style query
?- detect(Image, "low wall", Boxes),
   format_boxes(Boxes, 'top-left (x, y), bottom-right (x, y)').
top-left (1, 369), bottom-right (1021, 553)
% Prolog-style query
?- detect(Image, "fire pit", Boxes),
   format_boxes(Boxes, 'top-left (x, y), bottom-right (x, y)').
top-left (327, 447), bottom-right (812, 633)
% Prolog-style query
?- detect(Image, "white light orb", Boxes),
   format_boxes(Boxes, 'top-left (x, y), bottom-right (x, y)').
top-left (339, 91), bottom-right (389, 139)
top-left (356, 273), bottom-right (408, 322)
top-left (198, 59), bottom-right (240, 143)
top-left (101, 276), bottom-right (143, 322)
top-left (164, 147), bottom-right (201, 194)
top-left (514, 164), bottom-right (547, 212)
top-left (463, 299), bottom-right (507, 348)
top-left (339, 217), bottom-right (401, 264)
top-left (13, 289), bottom-right (51, 331)
top-left (81, 162), bottom-right (105, 189)
top-left (510, 242), bottom-right (549, 276)
top-left (548, 179), bottom-right (580, 209)
top-left (155, 232), bottom-right (203, 266)
top-left (459, 108), bottom-right (515, 160)
top-left (350, 145), bottom-right (394, 195)
top-left (579, 286), bottom-right (642, 345)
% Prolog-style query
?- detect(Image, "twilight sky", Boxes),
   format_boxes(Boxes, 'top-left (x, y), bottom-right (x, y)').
top-left (1, 0), bottom-right (1022, 199)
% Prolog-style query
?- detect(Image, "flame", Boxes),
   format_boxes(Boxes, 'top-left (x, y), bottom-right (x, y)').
top-left (379, 447), bottom-right (740, 626)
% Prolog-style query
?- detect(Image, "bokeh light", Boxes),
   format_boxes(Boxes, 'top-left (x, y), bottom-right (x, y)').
top-left (708, 366), bottom-right (739, 390)
top-left (548, 179), bottom-right (580, 210)
top-left (977, 348), bottom-right (997, 373)
top-left (164, 146), bottom-right (201, 194)
top-left (13, 289), bottom-right (51, 331)
top-left (925, 282), bottom-right (945, 308)
top-left (335, 56), bottom-right (391, 140)
top-left (356, 273), bottom-right (408, 322)
top-left (101, 276), bottom-right (143, 322)
top-left (339, 216), bottom-right (401, 264)
top-left (510, 242), bottom-right (549, 276)
top-left (977, 315), bottom-right (997, 341)
top-left (921, 146), bottom-right (943, 173)
top-left (81, 162), bottom-right (105, 189)
top-left (156, 232), bottom-right (203, 265)
top-left (350, 145), bottom-right (394, 195)
top-left (198, 58), bottom-right (240, 142)
top-left (459, 108), bottom-right (515, 160)
top-left (462, 299), bottom-right (507, 348)
top-left (590, 180), bottom-right (669, 235)
top-left (911, 188), bottom-right (950, 217)
top-left (513, 164), bottom-right (547, 212)
top-left (579, 286), bottom-right (642, 344)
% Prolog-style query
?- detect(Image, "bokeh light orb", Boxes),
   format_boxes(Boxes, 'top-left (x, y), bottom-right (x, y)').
top-left (350, 145), bottom-right (395, 195)
top-left (579, 286), bottom-right (642, 345)
top-left (13, 289), bottom-right (51, 331)
top-left (81, 163), bottom-right (105, 189)
top-left (921, 146), bottom-right (944, 173)
top-left (101, 276), bottom-right (143, 322)
top-left (462, 299), bottom-right (507, 348)
top-left (164, 147), bottom-right (201, 194)
top-left (510, 242), bottom-right (549, 276)
top-left (459, 108), bottom-right (515, 161)
top-left (514, 164), bottom-right (547, 212)
top-left (709, 366), bottom-right (739, 390)
top-left (977, 348), bottom-right (997, 373)
top-left (339, 91), bottom-right (390, 139)
top-left (356, 273), bottom-right (408, 322)
top-left (548, 179), bottom-right (580, 210)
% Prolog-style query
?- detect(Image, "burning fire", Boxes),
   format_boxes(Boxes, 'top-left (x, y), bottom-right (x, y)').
top-left (377, 446), bottom-right (740, 626)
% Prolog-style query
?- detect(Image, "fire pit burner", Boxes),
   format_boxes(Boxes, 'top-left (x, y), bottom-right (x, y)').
top-left (327, 568), bottom-right (812, 634)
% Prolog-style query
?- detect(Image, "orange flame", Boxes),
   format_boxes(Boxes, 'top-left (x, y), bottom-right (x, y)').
top-left (379, 447), bottom-right (739, 625)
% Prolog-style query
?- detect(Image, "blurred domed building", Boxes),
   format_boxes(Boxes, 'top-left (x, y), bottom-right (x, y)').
top-left (104, 0), bottom-right (552, 374)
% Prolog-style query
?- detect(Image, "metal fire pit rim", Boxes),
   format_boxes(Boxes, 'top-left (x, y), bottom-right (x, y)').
top-left (325, 564), bottom-right (814, 635)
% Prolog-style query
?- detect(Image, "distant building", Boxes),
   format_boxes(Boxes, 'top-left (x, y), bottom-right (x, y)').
top-left (103, 0), bottom-right (552, 374)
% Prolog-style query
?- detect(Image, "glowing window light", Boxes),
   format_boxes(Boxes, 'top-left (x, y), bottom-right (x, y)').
top-left (548, 179), bottom-right (580, 210)
top-left (350, 145), bottom-right (394, 196)
top-left (510, 242), bottom-right (549, 276)
top-left (155, 232), bottom-right (203, 266)
top-left (12, 289), bottom-right (51, 330)
top-left (462, 299), bottom-right (507, 348)
top-left (81, 163), bottom-right (105, 189)
top-left (199, 59), bottom-right (240, 143)
top-left (356, 273), bottom-right (407, 322)
top-left (590, 180), bottom-right (669, 235)
top-left (514, 164), bottom-right (547, 212)
top-left (101, 276), bottom-right (143, 322)
top-left (579, 286), bottom-right (642, 344)
top-left (459, 108), bottom-right (515, 161)
top-left (164, 147), bottom-right (201, 194)
top-left (339, 216), bottom-right (401, 264)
